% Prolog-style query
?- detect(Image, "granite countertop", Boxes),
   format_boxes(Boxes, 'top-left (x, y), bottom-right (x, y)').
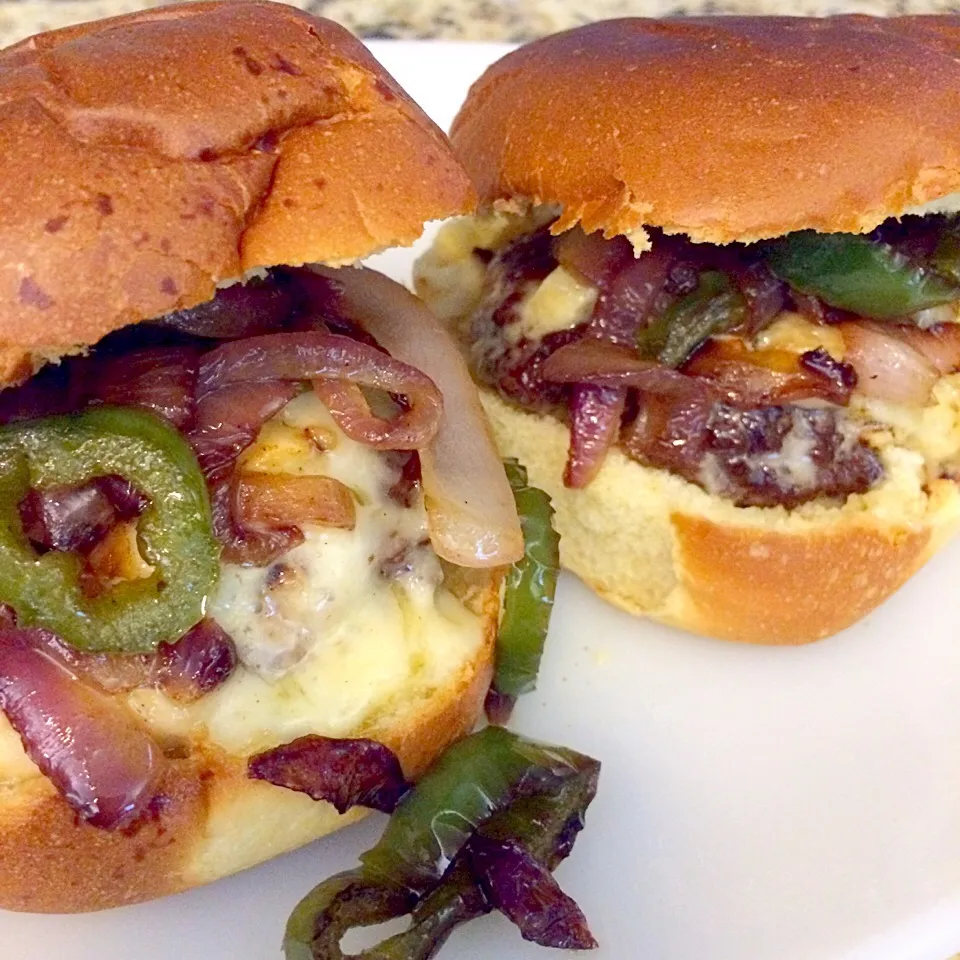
top-left (2, 0), bottom-right (960, 46)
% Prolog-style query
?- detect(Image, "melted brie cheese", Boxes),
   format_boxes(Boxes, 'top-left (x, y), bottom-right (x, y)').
top-left (0, 394), bottom-right (486, 780)
top-left (507, 267), bottom-right (598, 344)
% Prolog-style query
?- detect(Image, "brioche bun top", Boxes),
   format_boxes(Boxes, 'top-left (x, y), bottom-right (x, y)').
top-left (450, 16), bottom-right (960, 246)
top-left (0, 0), bottom-right (474, 384)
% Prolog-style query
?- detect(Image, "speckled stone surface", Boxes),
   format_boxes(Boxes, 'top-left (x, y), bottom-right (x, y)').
top-left (2, 0), bottom-right (960, 46)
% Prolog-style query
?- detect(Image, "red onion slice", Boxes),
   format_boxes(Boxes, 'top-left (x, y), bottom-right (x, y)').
top-left (841, 321), bottom-right (939, 405)
top-left (248, 735), bottom-right (411, 815)
top-left (27, 619), bottom-right (237, 703)
top-left (161, 279), bottom-right (296, 340)
top-left (552, 227), bottom-right (633, 289)
top-left (0, 626), bottom-right (162, 830)
top-left (93, 346), bottom-right (199, 430)
top-left (565, 384), bottom-right (626, 488)
top-left (303, 266), bottom-right (524, 568)
top-left (197, 332), bottom-right (442, 453)
top-left (541, 339), bottom-right (694, 395)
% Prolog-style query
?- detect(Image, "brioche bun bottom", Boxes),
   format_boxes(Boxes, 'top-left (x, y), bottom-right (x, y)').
top-left (0, 574), bottom-right (500, 913)
top-left (479, 390), bottom-right (960, 645)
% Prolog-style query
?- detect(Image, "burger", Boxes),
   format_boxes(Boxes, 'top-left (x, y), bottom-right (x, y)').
top-left (0, 0), bottom-right (526, 912)
top-left (416, 15), bottom-right (960, 645)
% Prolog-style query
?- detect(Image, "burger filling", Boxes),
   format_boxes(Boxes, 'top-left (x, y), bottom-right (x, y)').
top-left (0, 267), bottom-right (516, 836)
top-left (417, 211), bottom-right (960, 507)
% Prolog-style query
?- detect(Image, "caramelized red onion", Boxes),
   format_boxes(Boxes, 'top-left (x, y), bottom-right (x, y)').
top-left (30, 618), bottom-right (237, 703)
top-left (841, 321), bottom-right (939, 405)
top-left (17, 475), bottom-right (150, 557)
top-left (304, 265), bottom-right (524, 567)
top-left (552, 227), bottom-right (633, 289)
top-left (248, 735), bottom-right (411, 814)
top-left (565, 384), bottom-right (626, 488)
top-left (587, 247), bottom-right (676, 344)
top-left (0, 626), bottom-right (163, 829)
top-left (93, 346), bottom-right (199, 430)
top-left (541, 339), bottom-right (694, 395)
top-left (684, 339), bottom-right (856, 406)
top-left (197, 332), bottom-right (442, 452)
top-left (161, 279), bottom-right (296, 340)
top-left (233, 473), bottom-right (356, 531)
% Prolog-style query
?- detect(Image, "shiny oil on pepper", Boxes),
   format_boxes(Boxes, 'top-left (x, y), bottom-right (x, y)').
top-left (284, 726), bottom-right (601, 960)
top-left (762, 230), bottom-right (960, 319)
top-left (637, 270), bottom-right (747, 367)
top-left (0, 407), bottom-right (220, 653)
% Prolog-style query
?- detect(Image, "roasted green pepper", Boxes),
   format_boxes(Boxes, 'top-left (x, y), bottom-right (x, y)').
top-left (0, 407), bottom-right (220, 653)
top-left (637, 271), bottom-right (747, 367)
top-left (762, 230), bottom-right (960, 319)
top-left (284, 726), bottom-right (601, 960)
top-left (486, 461), bottom-right (560, 722)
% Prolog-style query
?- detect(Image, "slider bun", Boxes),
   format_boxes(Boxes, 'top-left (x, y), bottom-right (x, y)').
top-left (480, 390), bottom-right (960, 645)
top-left (450, 16), bottom-right (960, 244)
top-left (0, 574), bottom-right (500, 913)
top-left (0, 2), bottom-right (490, 912)
top-left (0, 0), bottom-right (474, 385)
top-left (434, 17), bottom-right (960, 643)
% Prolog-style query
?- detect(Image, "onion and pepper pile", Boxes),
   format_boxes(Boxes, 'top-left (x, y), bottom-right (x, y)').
top-left (0, 264), bottom-right (588, 956)
top-left (469, 214), bottom-right (960, 506)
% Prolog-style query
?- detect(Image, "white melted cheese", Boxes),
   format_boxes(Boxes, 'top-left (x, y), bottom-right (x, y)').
top-left (507, 266), bottom-right (598, 344)
top-left (0, 394), bottom-right (486, 779)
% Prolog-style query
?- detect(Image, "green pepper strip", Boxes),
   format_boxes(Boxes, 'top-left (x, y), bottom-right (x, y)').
top-left (490, 460), bottom-right (560, 708)
top-left (637, 270), bottom-right (747, 367)
top-left (0, 407), bottom-right (220, 653)
top-left (283, 726), bottom-right (601, 960)
top-left (761, 230), bottom-right (960, 319)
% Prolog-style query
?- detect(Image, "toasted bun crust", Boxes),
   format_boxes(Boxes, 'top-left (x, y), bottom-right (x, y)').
top-left (0, 0), bottom-right (474, 384)
top-left (479, 390), bottom-right (960, 645)
top-left (450, 16), bottom-right (960, 244)
top-left (0, 573), bottom-right (500, 913)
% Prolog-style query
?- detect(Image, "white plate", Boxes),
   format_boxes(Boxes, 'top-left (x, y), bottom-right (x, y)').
top-left (5, 39), bottom-right (960, 960)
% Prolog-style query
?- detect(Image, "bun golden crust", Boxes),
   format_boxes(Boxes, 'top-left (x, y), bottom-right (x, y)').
top-left (0, 574), bottom-right (500, 913)
top-left (451, 16), bottom-right (960, 243)
top-left (479, 390), bottom-right (960, 645)
top-left (0, 0), bottom-right (474, 383)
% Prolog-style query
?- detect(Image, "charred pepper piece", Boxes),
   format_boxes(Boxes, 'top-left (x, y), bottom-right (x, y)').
top-left (637, 271), bottom-right (747, 367)
top-left (0, 407), bottom-right (219, 653)
top-left (762, 230), bottom-right (960, 319)
top-left (284, 726), bottom-right (601, 960)
top-left (486, 460), bottom-right (560, 724)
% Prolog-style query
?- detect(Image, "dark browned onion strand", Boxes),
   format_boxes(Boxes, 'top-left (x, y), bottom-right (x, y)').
top-left (161, 279), bottom-right (296, 340)
top-left (565, 384), bottom-right (626, 488)
top-left (586, 246), bottom-right (676, 345)
top-left (541, 339), bottom-right (695, 395)
top-left (19, 482), bottom-right (118, 554)
top-left (152, 619), bottom-right (238, 703)
top-left (248, 735), bottom-right (411, 814)
top-left (552, 227), bottom-right (633, 289)
top-left (0, 626), bottom-right (163, 829)
top-left (92, 345), bottom-right (199, 430)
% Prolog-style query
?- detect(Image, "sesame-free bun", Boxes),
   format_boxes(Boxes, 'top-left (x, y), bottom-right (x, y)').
top-left (479, 390), bottom-right (960, 645)
top-left (0, 573), bottom-right (500, 913)
top-left (0, 0), bottom-right (474, 384)
top-left (450, 16), bottom-right (960, 245)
